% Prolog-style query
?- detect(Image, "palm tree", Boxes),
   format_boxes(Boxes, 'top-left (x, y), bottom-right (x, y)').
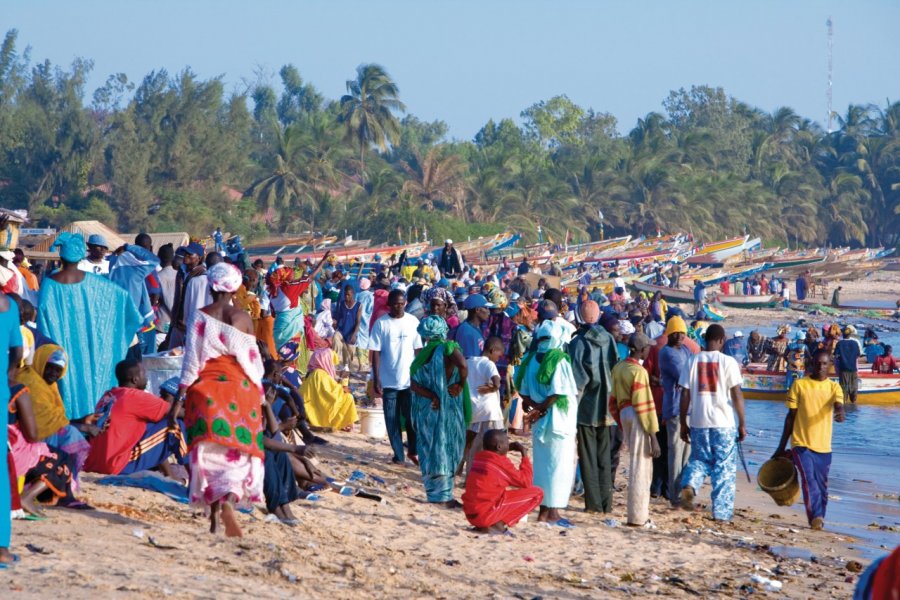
top-left (401, 145), bottom-right (469, 218)
top-left (245, 120), bottom-right (318, 231)
top-left (339, 64), bottom-right (406, 178)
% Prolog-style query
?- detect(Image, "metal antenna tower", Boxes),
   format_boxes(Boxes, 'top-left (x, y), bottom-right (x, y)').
top-left (826, 17), bottom-right (834, 132)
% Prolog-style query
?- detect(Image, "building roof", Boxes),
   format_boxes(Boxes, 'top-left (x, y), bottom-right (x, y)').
top-left (29, 220), bottom-right (127, 253)
top-left (0, 208), bottom-right (28, 224)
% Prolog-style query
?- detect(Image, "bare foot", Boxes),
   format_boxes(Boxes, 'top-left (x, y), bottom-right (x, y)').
top-left (0, 548), bottom-right (14, 564)
top-left (440, 499), bottom-right (462, 509)
top-left (221, 500), bottom-right (243, 538)
top-left (407, 454), bottom-right (419, 466)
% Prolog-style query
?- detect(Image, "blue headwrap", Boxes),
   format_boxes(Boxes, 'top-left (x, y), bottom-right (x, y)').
top-left (51, 232), bottom-right (87, 263)
top-left (417, 315), bottom-right (449, 341)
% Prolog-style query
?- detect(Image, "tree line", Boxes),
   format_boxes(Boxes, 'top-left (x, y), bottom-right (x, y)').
top-left (0, 29), bottom-right (897, 248)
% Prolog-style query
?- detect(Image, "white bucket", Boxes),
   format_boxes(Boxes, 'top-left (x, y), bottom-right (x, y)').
top-left (358, 408), bottom-right (387, 439)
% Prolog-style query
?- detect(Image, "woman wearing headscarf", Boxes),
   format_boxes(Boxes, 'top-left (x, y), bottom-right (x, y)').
top-left (7, 382), bottom-right (83, 515)
top-left (515, 319), bottom-right (579, 526)
top-left (176, 262), bottom-right (266, 537)
top-left (423, 286), bottom-right (460, 329)
top-left (16, 345), bottom-right (91, 477)
top-left (409, 315), bottom-right (469, 507)
top-left (267, 251), bottom-right (331, 374)
top-left (333, 283), bottom-right (363, 378)
top-left (36, 232), bottom-right (142, 420)
top-left (300, 348), bottom-right (359, 431)
top-left (355, 277), bottom-right (375, 353)
top-left (765, 325), bottom-right (790, 372)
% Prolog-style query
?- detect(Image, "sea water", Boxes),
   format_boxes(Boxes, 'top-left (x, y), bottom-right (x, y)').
top-left (742, 400), bottom-right (900, 558)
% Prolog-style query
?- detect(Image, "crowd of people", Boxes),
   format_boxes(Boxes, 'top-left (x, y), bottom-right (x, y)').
top-left (0, 229), bottom-right (881, 581)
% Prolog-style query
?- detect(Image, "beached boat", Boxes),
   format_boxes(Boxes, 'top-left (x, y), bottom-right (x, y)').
top-left (765, 254), bottom-right (827, 270)
top-left (707, 291), bottom-right (781, 309)
top-left (742, 368), bottom-right (900, 406)
top-left (693, 235), bottom-right (748, 258)
top-left (631, 280), bottom-right (695, 304)
top-left (703, 304), bottom-right (727, 321)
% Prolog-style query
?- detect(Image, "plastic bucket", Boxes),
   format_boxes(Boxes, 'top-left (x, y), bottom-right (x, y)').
top-left (358, 408), bottom-right (387, 439)
top-left (757, 457), bottom-right (801, 506)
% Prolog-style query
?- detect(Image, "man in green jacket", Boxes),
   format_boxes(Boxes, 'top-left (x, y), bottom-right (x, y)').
top-left (568, 300), bottom-right (619, 512)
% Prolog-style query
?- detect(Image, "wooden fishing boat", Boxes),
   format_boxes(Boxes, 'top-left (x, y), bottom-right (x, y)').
top-left (631, 280), bottom-right (695, 304)
top-left (708, 291), bottom-right (781, 309)
top-left (765, 254), bottom-right (827, 270)
top-left (693, 235), bottom-right (748, 257)
top-left (742, 367), bottom-right (900, 406)
top-left (703, 304), bottom-right (727, 321)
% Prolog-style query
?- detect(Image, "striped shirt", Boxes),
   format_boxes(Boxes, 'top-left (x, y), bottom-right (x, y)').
top-left (609, 358), bottom-right (659, 434)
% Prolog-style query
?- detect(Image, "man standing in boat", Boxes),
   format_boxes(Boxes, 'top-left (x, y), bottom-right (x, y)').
top-left (773, 348), bottom-right (845, 531)
top-left (834, 327), bottom-right (860, 404)
top-left (439, 240), bottom-right (465, 280)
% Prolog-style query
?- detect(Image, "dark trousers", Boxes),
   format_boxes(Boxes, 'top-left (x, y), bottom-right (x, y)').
top-left (793, 446), bottom-right (831, 524)
top-left (651, 426), bottom-right (669, 499)
top-left (263, 448), bottom-right (301, 513)
top-left (609, 424), bottom-right (624, 487)
top-left (383, 387), bottom-right (416, 463)
top-left (576, 424), bottom-right (613, 512)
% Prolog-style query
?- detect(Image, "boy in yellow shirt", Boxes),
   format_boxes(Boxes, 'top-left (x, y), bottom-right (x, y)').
top-left (773, 348), bottom-right (846, 530)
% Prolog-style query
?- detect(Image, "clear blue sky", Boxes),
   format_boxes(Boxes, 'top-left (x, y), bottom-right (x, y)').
top-left (3, 1), bottom-right (899, 139)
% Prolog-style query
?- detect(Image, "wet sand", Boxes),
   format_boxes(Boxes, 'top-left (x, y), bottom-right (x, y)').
top-left (6, 430), bottom-right (864, 599)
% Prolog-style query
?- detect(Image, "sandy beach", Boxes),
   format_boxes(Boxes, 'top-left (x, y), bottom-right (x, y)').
top-left (5, 271), bottom-right (897, 599)
top-left (5, 429), bottom-right (866, 599)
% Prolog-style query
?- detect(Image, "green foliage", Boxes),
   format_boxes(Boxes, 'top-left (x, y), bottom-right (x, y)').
top-left (0, 30), bottom-right (898, 250)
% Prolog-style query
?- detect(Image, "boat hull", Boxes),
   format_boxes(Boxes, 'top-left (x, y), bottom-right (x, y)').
top-left (742, 370), bottom-right (900, 406)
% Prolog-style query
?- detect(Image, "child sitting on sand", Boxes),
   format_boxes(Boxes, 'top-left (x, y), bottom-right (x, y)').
top-left (461, 429), bottom-right (543, 533)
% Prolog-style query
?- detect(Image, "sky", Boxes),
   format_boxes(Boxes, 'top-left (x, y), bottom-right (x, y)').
top-left (3, 1), bottom-right (900, 139)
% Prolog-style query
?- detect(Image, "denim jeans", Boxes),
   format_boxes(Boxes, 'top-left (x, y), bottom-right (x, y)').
top-left (382, 387), bottom-right (416, 463)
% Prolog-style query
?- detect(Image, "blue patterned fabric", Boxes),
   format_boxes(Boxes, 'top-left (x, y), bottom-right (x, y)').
top-left (37, 275), bottom-right (141, 419)
top-left (411, 342), bottom-right (465, 503)
top-left (680, 427), bottom-right (737, 521)
top-left (273, 305), bottom-right (304, 349)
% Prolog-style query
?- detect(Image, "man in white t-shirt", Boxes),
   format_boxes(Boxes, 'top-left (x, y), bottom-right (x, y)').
top-left (677, 323), bottom-right (747, 522)
top-left (77, 234), bottom-right (111, 276)
top-left (463, 337), bottom-right (504, 475)
top-left (370, 289), bottom-right (423, 465)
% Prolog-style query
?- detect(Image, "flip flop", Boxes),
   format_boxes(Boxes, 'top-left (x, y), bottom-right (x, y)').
top-left (0, 554), bottom-right (20, 569)
top-left (279, 518), bottom-right (300, 527)
top-left (306, 484), bottom-right (326, 493)
top-left (554, 518), bottom-right (576, 529)
top-left (338, 486), bottom-right (354, 497)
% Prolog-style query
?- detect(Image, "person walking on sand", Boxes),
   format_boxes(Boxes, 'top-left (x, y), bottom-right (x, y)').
top-left (461, 429), bottom-right (543, 533)
top-left (608, 333), bottom-right (661, 527)
top-left (772, 348), bottom-right (845, 530)
top-left (678, 324), bottom-right (747, 522)
top-left (175, 263), bottom-right (266, 537)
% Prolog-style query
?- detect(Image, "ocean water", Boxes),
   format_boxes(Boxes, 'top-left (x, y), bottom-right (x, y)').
top-left (741, 400), bottom-right (900, 558)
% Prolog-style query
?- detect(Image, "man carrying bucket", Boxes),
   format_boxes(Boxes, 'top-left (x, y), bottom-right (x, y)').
top-left (772, 348), bottom-right (846, 530)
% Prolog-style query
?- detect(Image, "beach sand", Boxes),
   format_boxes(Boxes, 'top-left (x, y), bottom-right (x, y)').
top-left (6, 431), bottom-right (864, 599)
top-left (7, 270), bottom-right (897, 599)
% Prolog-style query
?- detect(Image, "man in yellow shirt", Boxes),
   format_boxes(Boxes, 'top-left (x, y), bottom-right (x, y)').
top-left (773, 348), bottom-right (846, 530)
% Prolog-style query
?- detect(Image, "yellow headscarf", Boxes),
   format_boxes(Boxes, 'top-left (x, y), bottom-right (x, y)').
top-left (16, 344), bottom-right (69, 440)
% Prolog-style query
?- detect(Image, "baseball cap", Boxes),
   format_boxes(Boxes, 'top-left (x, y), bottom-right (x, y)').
top-left (185, 242), bottom-right (205, 256)
top-left (463, 294), bottom-right (493, 310)
top-left (445, 239), bottom-right (453, 244)
top-left (735, 330), bottom-right (744, 338)
top-left (537, 299), bottom-right (559, 321)
top-left (629, 332), bottom-right (652, 350)
top-left (87, 234), bottom-right (109, 248)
